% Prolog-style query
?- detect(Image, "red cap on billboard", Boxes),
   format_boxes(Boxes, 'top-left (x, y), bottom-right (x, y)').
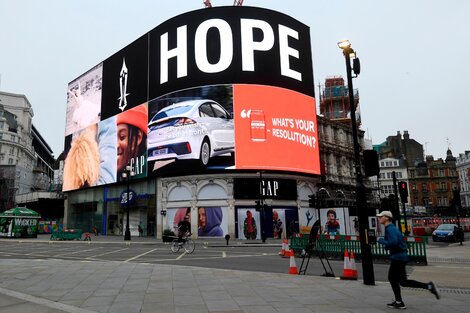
top-left (117, 104), bottom-right (148, 133)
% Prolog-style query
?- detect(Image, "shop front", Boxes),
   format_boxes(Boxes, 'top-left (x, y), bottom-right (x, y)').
top-left (157, 173), bottom-right (318, 240)
top-left (65, 180), bottom-right (156, 236)
top-left (103, 180), bottom-right (156, 237)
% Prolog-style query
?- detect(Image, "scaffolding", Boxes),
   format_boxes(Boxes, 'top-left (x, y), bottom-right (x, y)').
top-left (320, 76), bottom-right (360, 125)
top-left (0, 166), bottom-right (17, 212)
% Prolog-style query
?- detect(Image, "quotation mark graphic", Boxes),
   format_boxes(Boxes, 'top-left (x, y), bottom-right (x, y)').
top-left (240, 109), bottom-right (252, 118)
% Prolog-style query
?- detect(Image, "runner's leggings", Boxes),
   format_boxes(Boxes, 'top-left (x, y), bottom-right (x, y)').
top-left (389, 259), bottom-right (428, 301)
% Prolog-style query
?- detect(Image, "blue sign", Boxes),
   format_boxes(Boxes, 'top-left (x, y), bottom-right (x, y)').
top-left (120, 190), bottom-right (137, 206)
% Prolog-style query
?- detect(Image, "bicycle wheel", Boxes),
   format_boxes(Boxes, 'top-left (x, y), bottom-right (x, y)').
top-left (183, 239), bottom-right (195, 254)
top-left (171, 239), bottom-right (180, 253)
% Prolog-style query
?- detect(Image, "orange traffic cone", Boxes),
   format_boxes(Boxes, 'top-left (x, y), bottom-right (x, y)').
top-left (279, 239), bottom-right (286, 256)
top-left (340, 250), bottom-right (354, 280)
top-left (288, 250), bottom-right (298, 275)
top-left (282, 240), bottom-right (291, 258)
top-left (350, 251), bottom-right (358, 280)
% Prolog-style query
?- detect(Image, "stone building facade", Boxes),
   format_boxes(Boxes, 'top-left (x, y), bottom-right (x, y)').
top-left (0, 91), bottom-right (36, 210)
top-left (408, 150), bottom-right (458, 215)
top-left (0, 91), bottom-right (60, 217)
top-left (377, 130), bottom-right (424, 168)
top-left (456, 151), bottom-right (470, 209)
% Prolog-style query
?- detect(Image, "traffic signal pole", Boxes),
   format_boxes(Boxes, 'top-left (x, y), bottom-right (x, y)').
top-left (259, 171), bottom-right (266, 243)
top-left (392, 172), bottom-right (402, 233)
top-left (398, 182), bottom-right (409, 236)
top-left (342, 45), bottom-right (375, 286)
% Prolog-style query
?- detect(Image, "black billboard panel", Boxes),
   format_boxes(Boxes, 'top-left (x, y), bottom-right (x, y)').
top-left (233, 178), bottom-right (297, 200)
top-left (148, 7), bottom-right (314, 100)
top-left (101, 34), bottom-right (149, 120)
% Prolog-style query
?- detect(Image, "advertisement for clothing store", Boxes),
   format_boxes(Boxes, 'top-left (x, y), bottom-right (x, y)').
top-left (62, 6), bottom-right (319, 191)
top-left (166, 207), bottom-right (228, 237)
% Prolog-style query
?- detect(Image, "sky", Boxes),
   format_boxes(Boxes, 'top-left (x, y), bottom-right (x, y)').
top-left (0, 0), bottom-right (469, 159)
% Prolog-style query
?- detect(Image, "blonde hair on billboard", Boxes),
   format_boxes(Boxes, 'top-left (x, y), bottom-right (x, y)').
top-left (63, 127), bottom-right (100, 190)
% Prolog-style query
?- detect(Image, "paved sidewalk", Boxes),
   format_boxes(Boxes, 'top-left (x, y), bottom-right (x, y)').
top-left (0, 256), bottom-right (468, 313)
top-left (1, 235), bottom-right (469, 312)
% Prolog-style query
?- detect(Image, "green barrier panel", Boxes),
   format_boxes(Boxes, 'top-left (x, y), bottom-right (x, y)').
top-left (289, 234), bottom-right (427, 264)
top-left (50, 229), bottom-right (83, 241)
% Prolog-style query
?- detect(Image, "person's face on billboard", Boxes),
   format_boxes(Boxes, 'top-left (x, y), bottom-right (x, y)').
top-left (117, 123), bottom-right (143, 172)
top-left (273, 210), bottom-right (279, 221)
top-left (117, 124), bottom-right (130, 171)
top-left (327, 212), bottom-right (336, 221)
top-left (198, 208), bottom-right (206, 229)
top-left (246, 210), bottom-right (252, 218)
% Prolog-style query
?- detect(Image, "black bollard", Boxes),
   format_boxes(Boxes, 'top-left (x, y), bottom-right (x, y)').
top-left (225, 234), bottom-right (230, 246)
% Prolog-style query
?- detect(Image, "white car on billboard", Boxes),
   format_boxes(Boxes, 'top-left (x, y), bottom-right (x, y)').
top-left (147, 99), bottom-right (234, 166)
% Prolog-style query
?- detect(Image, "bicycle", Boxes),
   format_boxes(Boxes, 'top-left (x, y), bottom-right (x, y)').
top-left (170, 231), bottom-right (195, 254)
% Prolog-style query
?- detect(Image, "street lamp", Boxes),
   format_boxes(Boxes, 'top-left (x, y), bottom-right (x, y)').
top-left (122, 165), bottom-right (135, 241)
top-left (338, 39), bottom-right (375, 285)
top-left (258, 171), bottom-right (266, 243)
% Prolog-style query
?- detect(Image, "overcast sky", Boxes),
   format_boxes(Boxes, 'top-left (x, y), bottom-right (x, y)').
top-left (0, 0), bottom-right (468, 159)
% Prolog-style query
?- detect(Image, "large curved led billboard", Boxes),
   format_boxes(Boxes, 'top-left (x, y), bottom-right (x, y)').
top-left (63, 6), bottom-right (319, 191)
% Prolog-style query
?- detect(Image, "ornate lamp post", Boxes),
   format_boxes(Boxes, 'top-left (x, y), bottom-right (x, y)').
top-left (338, 39), bottom-right (375, 285)
top-left (122, 165), bottom-right (135, 241)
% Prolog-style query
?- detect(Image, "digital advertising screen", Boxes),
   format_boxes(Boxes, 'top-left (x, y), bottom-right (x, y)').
top-left (65, 64), bottom-right (102, 137)
top-left (63, 6), bottom-right (319, 191)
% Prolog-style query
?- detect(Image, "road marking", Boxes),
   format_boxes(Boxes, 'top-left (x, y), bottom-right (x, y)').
top-left (54, 248), bottom-right (100, 257)
top-left (432, 265), bottom-right (470, 269)
top-left (86, 248), bottom-right (129, 259)
top-left (124, 248), bottom-right (158, 262)
top-left (222, 251), bottom-right (227, 258)
top-left (151, 253), bottom-right (276, 262)
top-left (176, 251), bottom-right (187, 260)
top-left (0, 287), bottom-right (97, 313)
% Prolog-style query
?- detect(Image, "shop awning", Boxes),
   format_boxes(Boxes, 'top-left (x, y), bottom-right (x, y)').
top-left (0, 207), bottom-right (41, 219)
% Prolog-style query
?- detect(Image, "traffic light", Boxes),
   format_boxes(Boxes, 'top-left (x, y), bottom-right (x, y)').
top-left (364, 150), bottom-right (380, 177)
top-left (255, 200), bottom-right (261, 211)
top-left (452, 189), bottom-right (461, 208)
top-left (398, 181), bottom-right (408, 202)
top-left (308, 194), bottom-right (316, 208)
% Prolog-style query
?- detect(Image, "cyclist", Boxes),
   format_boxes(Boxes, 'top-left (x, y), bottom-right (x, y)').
top-left (177, 215), bottom-right (191, 245)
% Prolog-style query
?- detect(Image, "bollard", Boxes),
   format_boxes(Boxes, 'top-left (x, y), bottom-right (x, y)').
top-left (225, 234), bottom-right (230, 246)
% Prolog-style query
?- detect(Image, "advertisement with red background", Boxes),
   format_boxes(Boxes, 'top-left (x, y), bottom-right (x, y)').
top-left (234, 84), bottom-right (320, 174)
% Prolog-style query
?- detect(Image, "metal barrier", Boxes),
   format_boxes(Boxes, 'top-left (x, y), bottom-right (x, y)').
top-left (50, 229), bottom-right (84, 241)
top-left (289, 234), bottom-right (427, 264)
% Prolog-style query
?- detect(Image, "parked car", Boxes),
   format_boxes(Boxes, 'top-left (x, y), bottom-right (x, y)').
top-left (147, 99), bottom-right (234, 166)
top-left (432, 223), bottom-right (464, 242)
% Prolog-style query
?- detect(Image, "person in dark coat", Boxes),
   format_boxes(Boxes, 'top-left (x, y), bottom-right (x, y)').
top-left (377, 210), bottom-right (440, 309)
